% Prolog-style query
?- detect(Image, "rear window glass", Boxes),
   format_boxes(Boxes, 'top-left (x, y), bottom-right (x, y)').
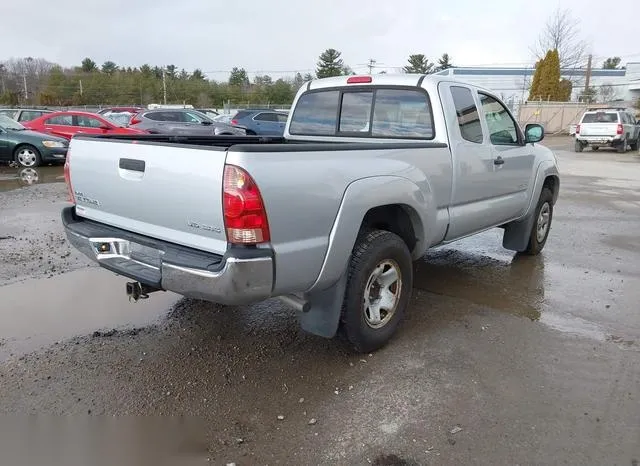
top-left (289, 91), bottom-right (340, 135)
top-left (289, 88), bottom-right (434, 139)
top-left (581, 112), bottom-right (618, 123)
top-left (339, 91), bottom-right (373, 132)
top-left (233, 111), bottom-right (253, 120)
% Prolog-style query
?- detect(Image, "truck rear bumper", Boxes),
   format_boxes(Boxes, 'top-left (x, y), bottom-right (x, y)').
top-left (61, 206), bottom-right (274, 305)
top-left (576, 135), bottom-right (623, 145)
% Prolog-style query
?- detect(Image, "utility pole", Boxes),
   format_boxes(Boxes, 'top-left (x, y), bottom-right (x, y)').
top-left (367, 59), bottom-right (377, 74)
top-left (584, 54), bottom-right (592, 93)
top-left (79, 80), bottom-right (83, 96)
top-left (162, 68), bottom-right (167, 105)
top-left (22, 74), bottom-right (28, 102)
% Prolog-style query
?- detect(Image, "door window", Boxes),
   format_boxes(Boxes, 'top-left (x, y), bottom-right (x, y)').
top-left (76, 115), bottom-right (106, 128)
top-left (450, 86), bottom-right (483, 143)
top-left (479, 93), bottom-right (520, 145)
top-left (254, 112), bottom-right (278, 122)
top-left (18, 111), bottom-right (44, 122)
top-left (46, 115), bottom-right (73, 125)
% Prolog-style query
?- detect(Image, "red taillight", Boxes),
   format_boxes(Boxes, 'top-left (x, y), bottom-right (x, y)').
top-left (616, 124), bottom-right (623, 135)
top-left (63, 149), bottom-right (75, 204)
top-left (230, 119), bottom-right (238, 126)
top-left (347, 76), bottom-right (372, 84)
top-left (223, 164), bottom-right (270, 245)
top-left (575, 124), bottom-right (580, 134)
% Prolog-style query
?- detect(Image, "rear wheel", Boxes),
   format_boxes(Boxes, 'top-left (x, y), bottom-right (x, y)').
top-left (574, 140), bottom-right (584, 152)
top-left (14, 145), bottom-right (42, 168)
top-left (630, 138), bottom-right (639, 151)
top-left (617, 138), bottom-right (627, 153)
top-left (522, 187), bottom-right (553, 256)
top-left (592, 146), bottom-right (599, 151)
top-left (339, 229), bottom-right (413, 353)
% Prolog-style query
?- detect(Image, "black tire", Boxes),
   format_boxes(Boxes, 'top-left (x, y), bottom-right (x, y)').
top-left (592, 146), bottom-right (599, 151)
top-left (630, 138), bottom-right (639, 152)
top-left (14, 145), bottom-right (42, 168)
top-left (574, 140), bottom-right (584, 152)
top-left (616, 139), bottom-right (627, 153)
top-left (522, 187), bottom-right (553, 256)
top-left (339, 229), bottom-right (413, 353)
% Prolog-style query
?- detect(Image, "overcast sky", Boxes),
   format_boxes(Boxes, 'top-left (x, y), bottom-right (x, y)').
top-left (3, 0), bottom-right (639, 80)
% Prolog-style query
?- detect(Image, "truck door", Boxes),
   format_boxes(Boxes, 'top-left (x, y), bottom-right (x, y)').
top-left (477, 92), bottom-right (535, 220)
top-left (440, 83), bottom-right (512, 239)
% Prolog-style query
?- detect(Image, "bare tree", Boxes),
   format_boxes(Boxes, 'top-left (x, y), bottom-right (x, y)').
top-left (598, 84), bottom-right (616, 103)
top-left (533, 8), bottom-right (588, 85)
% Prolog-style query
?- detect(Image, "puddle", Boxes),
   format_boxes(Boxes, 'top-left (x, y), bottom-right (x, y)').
top-left (0, 268), bottom-right (180, 360)
top-left (414, 230), bottom-right (544, 321)
top-left (0, 165), bottom-right (64, 192)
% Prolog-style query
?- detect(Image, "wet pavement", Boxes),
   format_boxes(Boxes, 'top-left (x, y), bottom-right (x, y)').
top-left (0, 165), bottom-right (64, 193)
top-left (0, 137), bottom-right (639, 465)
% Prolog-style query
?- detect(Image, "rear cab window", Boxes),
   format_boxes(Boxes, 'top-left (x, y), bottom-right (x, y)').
top-left (581, 112), bottom-right (619, 124)
top-left (289, 87), bottom-right (434, 139)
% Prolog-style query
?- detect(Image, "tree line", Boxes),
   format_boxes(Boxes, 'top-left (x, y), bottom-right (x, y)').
top-left (0, 49), bottom-right (454, 108)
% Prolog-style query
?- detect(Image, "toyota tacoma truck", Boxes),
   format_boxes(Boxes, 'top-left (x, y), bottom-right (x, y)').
top-left (61, 74), bottom-right (560, 353)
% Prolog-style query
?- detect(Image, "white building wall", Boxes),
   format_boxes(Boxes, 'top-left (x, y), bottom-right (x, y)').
top-left (435, 64), bottom-right (639, 105)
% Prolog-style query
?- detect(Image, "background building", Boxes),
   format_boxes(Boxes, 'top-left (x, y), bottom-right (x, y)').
top-left (435, 63), bottom-right (640, 110)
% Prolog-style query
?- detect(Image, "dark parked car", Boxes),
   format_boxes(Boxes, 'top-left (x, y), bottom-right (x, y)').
top-left (0, 108), bottom-right (54, 123)
top-left (128, 109), bottom-right (246, 136)
top-left (0, 115), bottom-right (68, 167)
top-left (231, 109), bottom-right (289, 136)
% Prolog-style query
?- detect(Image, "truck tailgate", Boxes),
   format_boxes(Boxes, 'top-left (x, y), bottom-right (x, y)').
top-left (580, 123), bottom-right (617, 136)
top-left (68, 137), bottom-right (228, 255)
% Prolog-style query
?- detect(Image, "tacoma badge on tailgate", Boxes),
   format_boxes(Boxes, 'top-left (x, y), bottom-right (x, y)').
top-left (187, 221), bottom-right (222, 233)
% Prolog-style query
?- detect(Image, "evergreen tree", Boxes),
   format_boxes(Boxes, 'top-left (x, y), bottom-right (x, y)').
top-left (528, 59), bottom-right (544, 101)
top-left (228, 67), bottom-right (249, 87)
top-left (316, 49), bottom-right (346, 78)
top-left (436, 53), bottom-right (453, 71)
top-left (403, 54), bottom-right (433, 74)
top-left (101, 61), bottom-right (118, 74)
top-left (80, 58), bottom-right (97, 73)
top-left (558, 79), bottom-right (572, 101)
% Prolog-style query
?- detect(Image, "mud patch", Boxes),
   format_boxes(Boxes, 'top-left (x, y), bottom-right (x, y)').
top-left (0, 268), bottom-right (180, 360)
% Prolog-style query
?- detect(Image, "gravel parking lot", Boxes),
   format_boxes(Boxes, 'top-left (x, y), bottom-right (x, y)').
top-left (0, 137), bottom-right (639, 465)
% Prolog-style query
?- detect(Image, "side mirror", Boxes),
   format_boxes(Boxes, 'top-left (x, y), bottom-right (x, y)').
top-left (524, 123), bottom-right (544, 144)
top-left (201, 120), bottom-right (212, 126)
top-left (99, 124), bottom-right (111, 131)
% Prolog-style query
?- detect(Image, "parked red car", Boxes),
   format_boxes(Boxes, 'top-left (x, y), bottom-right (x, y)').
top-left (23, 111), bottom-right (147, 140)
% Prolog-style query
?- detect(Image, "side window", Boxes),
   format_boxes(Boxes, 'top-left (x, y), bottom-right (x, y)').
top-left (46, 115), bottom-right (73, 125)
top-left (254, 112), bottom-right (278, 122)
top-left (479, 93), bottom-right (520, 145)
top-left (183, 112), bottom-right (203, 123)
top-left (76, 115), bottom-right (104, 128)
top-left (18, 111), bottom-right (41, 122)
top-left (339, 91), bottom-right (373, 132)
top-left (276, 113), bottom-right (288, 123)
top-left (371, 89), bottom-right (434, 138)
top-left (450, 86), bottom-right (483, 143)
top-left (289, 90), bottom-right (339, 135)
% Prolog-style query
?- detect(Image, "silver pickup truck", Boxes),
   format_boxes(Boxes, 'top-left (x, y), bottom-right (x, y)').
top-left (62, 74), bottom-right (560, 353)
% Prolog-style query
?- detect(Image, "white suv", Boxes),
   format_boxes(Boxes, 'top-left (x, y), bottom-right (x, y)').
top-left (574, 107), bottom-right (640, 153)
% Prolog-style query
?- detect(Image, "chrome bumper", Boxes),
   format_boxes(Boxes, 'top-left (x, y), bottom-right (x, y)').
top-left (64, 218), bottom-right (273, 306)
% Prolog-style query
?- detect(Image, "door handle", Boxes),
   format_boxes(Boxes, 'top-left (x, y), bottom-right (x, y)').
top-left (493, 156), bottom-right (505, 166)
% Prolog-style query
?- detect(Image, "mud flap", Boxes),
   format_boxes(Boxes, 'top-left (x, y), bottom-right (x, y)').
top-left (502, 212), bottom-right (536, 252)
top-left (298, 269), bottom-right (348, 338)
